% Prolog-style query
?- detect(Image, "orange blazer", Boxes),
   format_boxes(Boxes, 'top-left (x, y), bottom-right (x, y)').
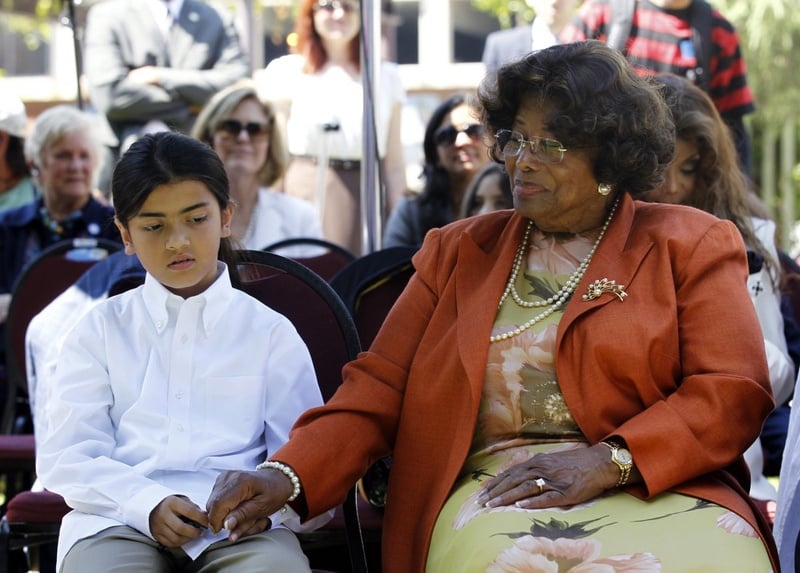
top-left (278, 194), bottom-right (778, 572)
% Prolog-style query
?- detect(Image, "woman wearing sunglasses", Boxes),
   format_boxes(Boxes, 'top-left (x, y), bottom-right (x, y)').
top-left (192, 80), bottom-right (322, 253)
top-left (383, 94), bottom-right (489, 248)
top-left (256, 0), bottom-right (406, 256)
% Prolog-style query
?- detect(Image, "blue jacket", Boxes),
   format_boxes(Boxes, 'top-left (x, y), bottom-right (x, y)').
top-left (0, 196), bottom-right (120, 294)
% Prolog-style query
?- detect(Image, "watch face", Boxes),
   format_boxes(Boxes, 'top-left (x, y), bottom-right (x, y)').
top-left (616, 448), bottom-right (633, 465)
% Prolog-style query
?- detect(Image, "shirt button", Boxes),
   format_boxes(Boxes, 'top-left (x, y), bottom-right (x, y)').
top-left (175, 391), bottom-right (184, 399)
top-left (176, 424), bottom-right (184, 432)
top-left (180, 334), bottom-right (188, 343)
top-left (156, 321), bottom-right (163, 329)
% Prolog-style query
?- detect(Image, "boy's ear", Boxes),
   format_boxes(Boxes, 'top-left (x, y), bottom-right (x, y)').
top-left (220, 203), bottom-right (234, 238)
top-left (114, 218), bottom-right (135, 255)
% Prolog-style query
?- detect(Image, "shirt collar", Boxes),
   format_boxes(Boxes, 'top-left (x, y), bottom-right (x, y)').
top-left (148, 0), bottom-right (184, 22)
top-left (142, 261), bottom-right (234, 337)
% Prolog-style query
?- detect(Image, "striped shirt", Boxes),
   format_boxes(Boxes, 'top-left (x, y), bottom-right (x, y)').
top-left (560, 0), bottom-right (755, 119)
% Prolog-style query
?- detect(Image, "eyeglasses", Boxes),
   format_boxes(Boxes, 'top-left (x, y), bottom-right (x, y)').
top-left (216, 120), bottom-right (270, 139)
top-left (495, 129), bottom-right (568, 164)
top-left (313, 0), bottom-right (359, 13)
top-left (434, 124), bottom-right (484, 146)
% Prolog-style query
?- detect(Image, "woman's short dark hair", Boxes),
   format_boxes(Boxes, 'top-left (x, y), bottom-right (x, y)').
top-left (112, 131), bottom-right (239, 281)
top-left (477, 39), bottom-right (675, 197)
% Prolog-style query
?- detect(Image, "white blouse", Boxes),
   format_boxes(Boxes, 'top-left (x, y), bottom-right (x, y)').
top-left (243, 187), bottom-right (323, 251)
top-left (257, 54), bottom-right (406, 160)
top-left (36, 265), bottom-right (330, 567)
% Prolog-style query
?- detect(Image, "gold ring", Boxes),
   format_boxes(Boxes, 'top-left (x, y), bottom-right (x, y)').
top-left (534, 477), bottom-right (546, 495)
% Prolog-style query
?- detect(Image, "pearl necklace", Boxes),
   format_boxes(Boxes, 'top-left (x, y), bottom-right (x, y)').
top-left (490, 198), bottom-right (619, 343)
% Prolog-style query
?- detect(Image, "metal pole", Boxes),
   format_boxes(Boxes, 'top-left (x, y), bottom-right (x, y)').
top-left (360, 0), bottom-right (382, 254)
top-left (62, 0), bottom-right (84, 109)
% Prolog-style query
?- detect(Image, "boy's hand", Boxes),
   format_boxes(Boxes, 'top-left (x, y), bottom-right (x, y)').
top-left (149, 495), bottom-right (209, 547)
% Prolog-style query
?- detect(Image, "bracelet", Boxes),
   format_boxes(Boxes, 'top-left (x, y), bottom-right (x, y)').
top-left (256, 460), bottom-right (302, 502)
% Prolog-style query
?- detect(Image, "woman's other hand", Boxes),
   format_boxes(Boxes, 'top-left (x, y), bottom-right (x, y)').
top-left (476, 443), bottom-right (629, 509)
top-left (148, 494), bottom-right (208, 547)
top-left (206, 468), bottom-right (293, 541)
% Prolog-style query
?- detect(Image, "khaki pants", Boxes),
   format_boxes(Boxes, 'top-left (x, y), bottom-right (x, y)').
top-left (61, 525), bottom-right (310, 573)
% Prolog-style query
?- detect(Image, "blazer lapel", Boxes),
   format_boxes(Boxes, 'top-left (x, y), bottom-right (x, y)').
top-left (455, 215), bottom-right (528, 405)
top-left (560, 194), bottom-right (653, 333)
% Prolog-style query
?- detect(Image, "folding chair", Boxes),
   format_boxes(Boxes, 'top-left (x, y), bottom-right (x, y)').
top-left (234, 250), bottom-right (370, 572)
top-left (2, 238), bottom-right (122, 436)
top-left (0, 250), bottom-right (371, 573)
top-left (263, 237), bottom-right (357, 282)
top-left (326, 246), bottom-right (418, 562)
top-left (0, 238), bottom-right (121, 573)
top-left (330, 246), bottom-right (417, 349)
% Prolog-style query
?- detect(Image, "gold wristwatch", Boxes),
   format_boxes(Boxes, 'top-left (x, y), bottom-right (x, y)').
top-left (601, 440), bottom-right (633, 487)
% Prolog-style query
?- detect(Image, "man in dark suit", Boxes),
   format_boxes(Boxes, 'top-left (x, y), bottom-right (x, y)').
top-left (482, 0), bottom-right (582, 74)
top-left (84, 0), bottom-right (249, 153)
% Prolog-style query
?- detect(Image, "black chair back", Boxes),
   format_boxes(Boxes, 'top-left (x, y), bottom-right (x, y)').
top-left (263, 237), bottom-right (356, 282)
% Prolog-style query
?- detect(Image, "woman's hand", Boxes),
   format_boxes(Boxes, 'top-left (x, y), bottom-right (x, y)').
top-left (206, 468), bottom-right (293, 542)
top-left (148, 495), bottom-right (208, 547)
top-left (476, 444), bottom-right (623, 510)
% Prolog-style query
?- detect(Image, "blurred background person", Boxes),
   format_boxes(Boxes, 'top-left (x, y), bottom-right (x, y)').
top-left (459, 162), bottom-right (513, 219)
top-left (83, 0), bottom-right (249, 161)
top-left (0, 91), bottom-right (35, 213)
top-left (192, 80), bottom-right (322, 252)
top-left (383, 94), bottom-right (488, 248)
top-left (482, 0), bottom-right (582, 74)
top-left (256, 0), bottom-right (407, 255)
top-left (560, 0), bottom-right (755, 175)
top-left (0, 105), bottom-right (120, 376)
top-left (643, 73), bottom-right (793, 522)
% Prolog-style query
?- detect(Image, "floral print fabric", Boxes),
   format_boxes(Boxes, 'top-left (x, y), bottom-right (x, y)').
top-left (426, 230), bottom-right (773, 572)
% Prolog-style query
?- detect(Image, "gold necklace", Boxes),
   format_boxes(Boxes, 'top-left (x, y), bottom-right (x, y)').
top-left (490, 198), bottom-right (619, 343)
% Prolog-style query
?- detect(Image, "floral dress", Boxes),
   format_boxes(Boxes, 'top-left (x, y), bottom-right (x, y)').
top-left (425, 229), bottom-right (773, 572)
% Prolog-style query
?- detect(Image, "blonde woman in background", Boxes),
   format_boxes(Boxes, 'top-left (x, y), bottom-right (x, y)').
top-left (192, 81), bottom-right (322, 253)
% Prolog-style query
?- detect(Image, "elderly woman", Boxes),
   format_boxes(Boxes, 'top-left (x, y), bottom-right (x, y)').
top-left (206, 41), bottom-right (778, 571)
top-left (0, 105), bottom-right (119, 322)
top-left (192, 80), bottom-right (322, 252)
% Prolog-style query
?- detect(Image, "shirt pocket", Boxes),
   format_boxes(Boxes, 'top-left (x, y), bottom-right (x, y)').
top-left (198, 375), bottom-right (266, 451)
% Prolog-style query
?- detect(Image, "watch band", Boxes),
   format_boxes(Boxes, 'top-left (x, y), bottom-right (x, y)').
top-left (601, 440), bottom-right (633, 487)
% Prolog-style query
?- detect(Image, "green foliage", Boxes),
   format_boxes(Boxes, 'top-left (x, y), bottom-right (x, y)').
top-left (714, 0), bottom-right (800, 128)
top-left (470, 0), bottom-right (534, 29)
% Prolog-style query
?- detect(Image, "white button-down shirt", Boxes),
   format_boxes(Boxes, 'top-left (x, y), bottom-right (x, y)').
top-left (36, 265), bottom-right (329, 565)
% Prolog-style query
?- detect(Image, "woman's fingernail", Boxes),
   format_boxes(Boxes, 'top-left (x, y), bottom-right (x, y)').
top-left (223, 517), bottom-right (234, 530)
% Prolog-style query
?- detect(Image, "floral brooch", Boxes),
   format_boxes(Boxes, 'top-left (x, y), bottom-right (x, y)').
top-left (582, 278), bottom-right (628, 302)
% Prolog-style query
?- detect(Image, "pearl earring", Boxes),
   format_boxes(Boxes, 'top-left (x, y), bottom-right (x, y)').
top-left (598, 183), bottom-right (612, 196)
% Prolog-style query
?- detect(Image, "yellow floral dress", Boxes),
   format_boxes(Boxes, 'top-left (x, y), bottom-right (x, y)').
top-left (426, 229), bottom-right (773, 572)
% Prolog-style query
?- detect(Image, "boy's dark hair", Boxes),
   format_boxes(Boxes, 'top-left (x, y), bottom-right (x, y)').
top-left (112, 131), bottom-right (241, 286)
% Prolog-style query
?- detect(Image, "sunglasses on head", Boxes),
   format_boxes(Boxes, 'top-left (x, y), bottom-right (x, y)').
top-left (313, 0), bottom-right (359, 13)
top-left (434, 124), bottom-right (484, 146)
top-left (216, 119), bottom-right (269, 138)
